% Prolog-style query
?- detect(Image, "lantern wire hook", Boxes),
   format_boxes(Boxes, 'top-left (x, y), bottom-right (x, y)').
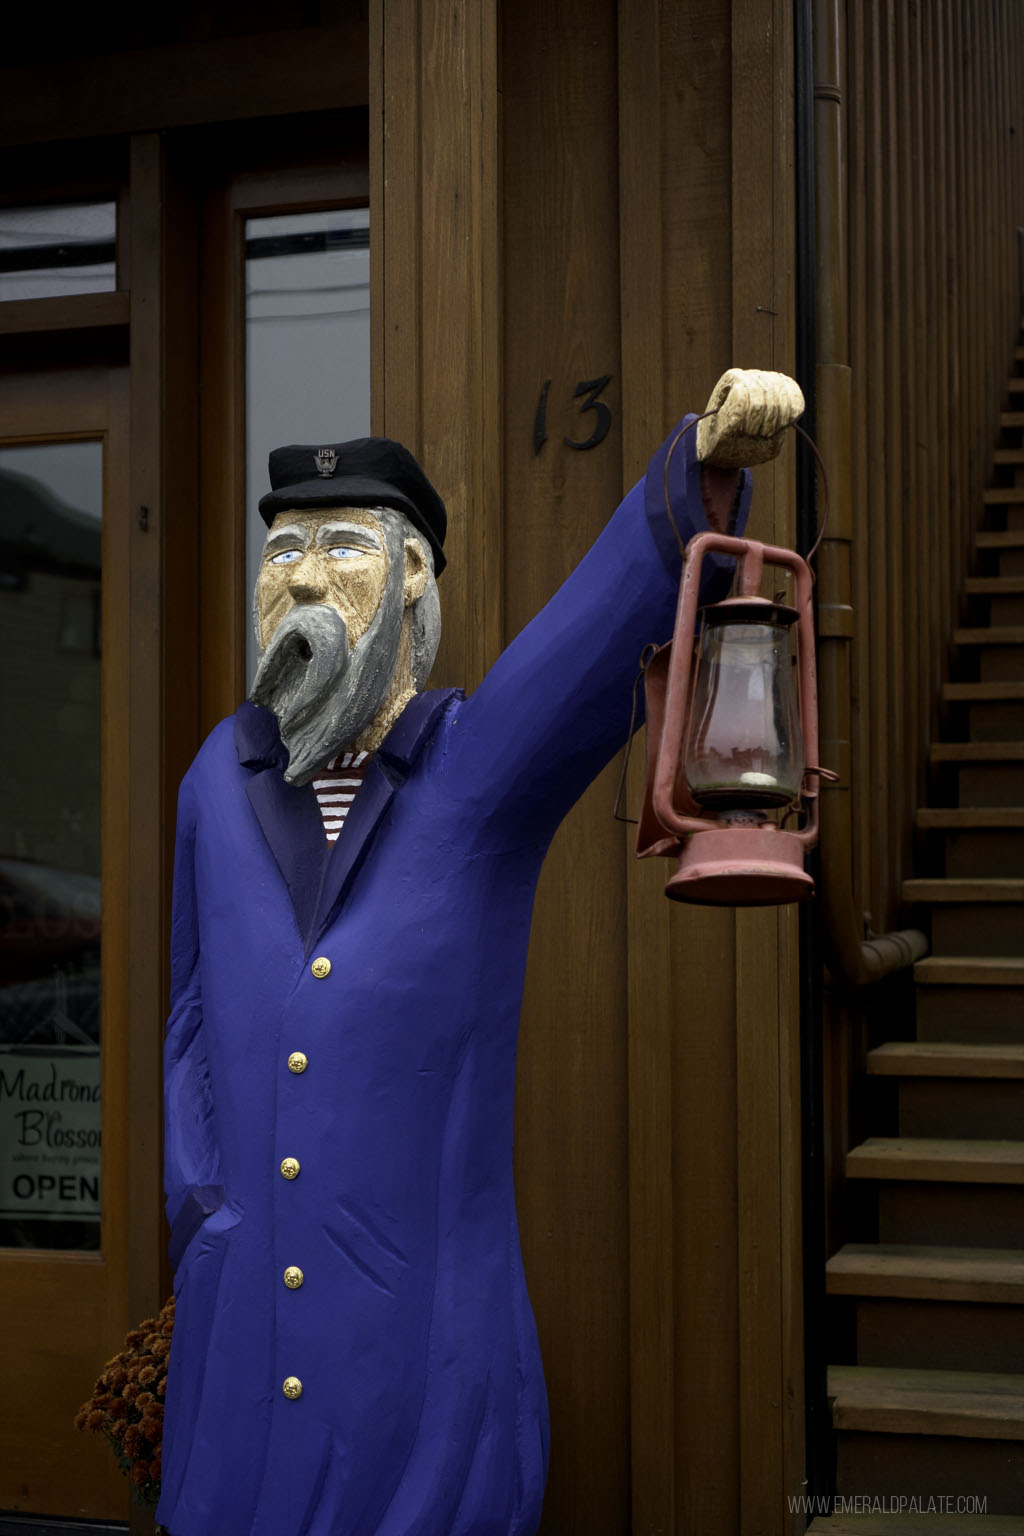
top-left (661, 410), bottom-right (831, 572)
top-left (613, 643), bottom-right (658, 825)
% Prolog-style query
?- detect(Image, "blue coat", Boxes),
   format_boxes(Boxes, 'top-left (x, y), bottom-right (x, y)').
top-left (158, 423), bottom-right (751, 1536)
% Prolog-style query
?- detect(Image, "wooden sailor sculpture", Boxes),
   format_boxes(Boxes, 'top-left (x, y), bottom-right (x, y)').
top-left (159, 370), bottom-right (803, 1536)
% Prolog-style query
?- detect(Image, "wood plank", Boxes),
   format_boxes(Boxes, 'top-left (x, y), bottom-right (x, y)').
top-left (903, 876), bottom-right (1024, 902)
top-left (827, 1363), bottom-right (1024, 1440)
top-left (732, 0), bottom-right (799, 1527)
top-left (866, 1042), bottom-right (1024, 1079)
top-left (619, 1), bottom-right (745, 1530)
top-left (498, 4), bottom-right (630, 1531)
top-left (999, 412), bottom-right (1024, 427)
top-left (917, 809), bottom-right (1024, 828)
top-left (953, 625), bottom-right (1024, 644)
top-left (977, 530), bottom-right (1024, 548)
top-left (942, 682), bottom-right (1024, 702)
top-left (617, 6), bottom-right (675, 1532)
top-left (964, 576), bottom-right (1024, 594)
top-left (0, 292), bottom-right (129, 335)
top-left (983, 484), bottom-right (1024, 501)
top-left (0, 23), bottom-right (369, 147)
top-left (846, 1138), bottom-right (1024, 1184)
top-left (826, 1242), bottom-right (1024, 1303)
top-left (808, 1516), bottom-right (1024, 1535)
top-left (914, 955), bottom-right (1024, 985)
top-left (930, 742), bottom-right (1024, 762)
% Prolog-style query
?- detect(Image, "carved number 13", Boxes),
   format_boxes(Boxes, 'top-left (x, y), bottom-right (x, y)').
top-left (533, 374), bottom-right (613, 455)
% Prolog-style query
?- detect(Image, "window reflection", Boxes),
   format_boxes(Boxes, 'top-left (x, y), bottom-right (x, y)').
top-left (0, 441), bottom-right (102, 1251)
top-left (245, 206), bottom-right (370, 687)
top-left (0, 203), bottom-right (117, 303)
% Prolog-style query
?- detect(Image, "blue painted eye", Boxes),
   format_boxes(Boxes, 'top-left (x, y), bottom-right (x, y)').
top-left (270, 549), bottom-right (303, 565)
top-left (327, 546), bottom-right (363, 559)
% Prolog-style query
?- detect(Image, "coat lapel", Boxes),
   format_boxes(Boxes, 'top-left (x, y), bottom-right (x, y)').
top-left (234, 691), bottom-right (461, 952)
top-left (235, 702), bottom-right (326, 941)
top-left (307, 688), bottom-right (462, 948)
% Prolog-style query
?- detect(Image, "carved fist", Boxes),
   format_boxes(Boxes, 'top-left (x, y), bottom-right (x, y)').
top-left (696, 368), bottom-right (805, 469)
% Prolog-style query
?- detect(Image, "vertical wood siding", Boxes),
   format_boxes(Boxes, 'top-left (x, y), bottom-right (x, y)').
top-left (844, 0), bottom-right (1024, 931)
top-left (374, 1), bottom-right (801, 1530)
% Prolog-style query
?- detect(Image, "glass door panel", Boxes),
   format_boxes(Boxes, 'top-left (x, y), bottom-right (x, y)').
top-left (0, 368), bottom-right (131, 1521)
top-left (0, 440), bottom-right (103, 1254)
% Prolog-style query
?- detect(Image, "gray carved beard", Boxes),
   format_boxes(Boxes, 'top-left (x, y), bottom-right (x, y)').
top-left (249, 570), bottom-right (405, 786)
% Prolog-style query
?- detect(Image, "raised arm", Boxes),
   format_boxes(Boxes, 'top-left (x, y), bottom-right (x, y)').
top-left (444, 414), bottom-right (747, 846)
top-left (445, 373), bottom-right (804, 845)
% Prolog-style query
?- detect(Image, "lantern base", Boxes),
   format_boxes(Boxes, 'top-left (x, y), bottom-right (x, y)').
top-left (665, 825), bottom-right (814, 907)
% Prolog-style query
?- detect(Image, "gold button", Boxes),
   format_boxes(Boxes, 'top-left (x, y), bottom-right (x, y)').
top-left (287, 1051), bottom-right (308, 1074)
top-left (311, 956), bottom-right (331, 979)
top-left (283, 1266), bottom-right (304, 1290)
top-left (282, 1376), bottom-right (303, 1400)
top-left (280, 1157), bottom-right (300, 1180)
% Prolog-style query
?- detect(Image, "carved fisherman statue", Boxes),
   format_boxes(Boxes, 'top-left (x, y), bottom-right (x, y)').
top-left (159, 370), bottom-right (803, 1536)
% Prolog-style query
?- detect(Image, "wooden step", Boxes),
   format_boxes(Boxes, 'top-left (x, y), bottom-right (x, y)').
top-left (930, 742), bottom-right (1024, 762)
top-left (827, 1243), bottom-right (1024, 1303)
top-left (942, 683), bottom-right (1024, 702)
top-left (828, 1363), bottom-right (1024, 1439)
top-left (809, 1519), bottom-right (1024, 1535)
top-left (993, 449), bottom-right (1024, 465)
top-left (952, 625), bottom-right (1024, 644)
top-left (914, 955), bottom-right (1024, 985)
top-left (847, 1138), bottom-right (1024, 1183)
top-left (1006, 379), bottom-right (1024, 396)
top-left (902, 877), bottom-right (1024, 902)
top-left (982, 486), bottom-right (1024, 503)
top-left (976, 531), bottom-right (1024, 549)
top-left (964, 576), bottom-right (1024, 595)
top-left (999, 411), bottom-right (1024, 428)
top-left (808, 1519), bottom-right (1022, 1535)
top-left (867, 1043), bottom-right (1024, 1079)
top-left (917, 808), bottom-right (1024, 828)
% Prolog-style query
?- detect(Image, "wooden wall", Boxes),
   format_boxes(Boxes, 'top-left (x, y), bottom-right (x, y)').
top-left (839, 0), bottom-right (1024, 930)
top-left (373, 3), bottom-right (804, 1531)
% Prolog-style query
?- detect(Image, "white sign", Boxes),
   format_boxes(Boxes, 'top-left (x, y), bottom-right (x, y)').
top-left (0, 1046), bottom-right (101, 1219)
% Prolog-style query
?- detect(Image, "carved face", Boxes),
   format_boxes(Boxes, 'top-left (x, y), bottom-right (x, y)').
top-left (255, 508), bottom-right (393, 654)
top-left (250, 506), bottom-right (430, 784)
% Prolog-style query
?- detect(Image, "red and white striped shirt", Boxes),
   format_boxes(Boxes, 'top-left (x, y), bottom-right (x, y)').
top-left (312, 750), bottom-right (372, 842)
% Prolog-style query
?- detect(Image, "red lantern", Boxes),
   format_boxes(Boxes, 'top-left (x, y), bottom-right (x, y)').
top-left (637, 531), bottom-right (827, 906)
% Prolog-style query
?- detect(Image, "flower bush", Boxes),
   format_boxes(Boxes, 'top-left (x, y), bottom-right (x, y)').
top-left (75, 1295), bottom-right (174, 1508)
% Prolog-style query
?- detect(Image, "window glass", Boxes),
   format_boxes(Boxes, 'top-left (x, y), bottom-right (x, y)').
top-left (245, 206), bottom-right (370, 686)
top-left (0, 202), bottom-right (117, 302)
top-left (0, 440), bottom-right (102, 1251)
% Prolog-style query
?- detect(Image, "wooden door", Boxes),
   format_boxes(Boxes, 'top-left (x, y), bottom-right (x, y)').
top-left (0, 364), bottom-right (137, 1520)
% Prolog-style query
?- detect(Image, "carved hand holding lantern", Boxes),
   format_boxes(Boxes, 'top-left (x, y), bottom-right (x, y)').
top-left (637, 413), bottom-right (832, 906)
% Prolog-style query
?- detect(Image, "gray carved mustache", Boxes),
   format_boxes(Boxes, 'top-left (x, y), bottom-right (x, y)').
top-left (250, 605), bottom-right (350, 750)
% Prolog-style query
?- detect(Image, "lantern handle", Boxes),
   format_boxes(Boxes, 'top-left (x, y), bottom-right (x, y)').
top-left (662, 411), bottom-right (832, 570)
top-left (612, 644), bottom-right (659, 826)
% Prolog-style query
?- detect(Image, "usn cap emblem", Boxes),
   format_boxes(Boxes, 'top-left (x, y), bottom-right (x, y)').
top-left (314, 448), bottom-right (338, 477)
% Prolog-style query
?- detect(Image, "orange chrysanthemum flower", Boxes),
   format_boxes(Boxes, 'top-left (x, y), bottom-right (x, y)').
top-left (75, 1295), bottom-right (173, 1507)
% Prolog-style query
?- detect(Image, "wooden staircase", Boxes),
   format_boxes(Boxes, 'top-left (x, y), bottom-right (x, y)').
top-left (812, 367), bottom-right (1024, 1530)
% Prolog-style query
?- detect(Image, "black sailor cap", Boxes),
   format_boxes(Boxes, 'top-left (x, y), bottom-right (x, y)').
top-left (258, 436), bottom-right (447, 575)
